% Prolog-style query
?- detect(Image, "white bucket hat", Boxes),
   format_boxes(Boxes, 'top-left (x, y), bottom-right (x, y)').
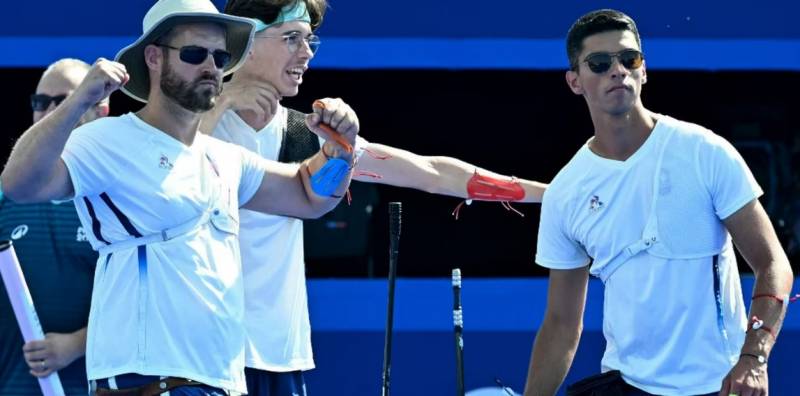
top-left (115, 0), bottom-right (256, 103)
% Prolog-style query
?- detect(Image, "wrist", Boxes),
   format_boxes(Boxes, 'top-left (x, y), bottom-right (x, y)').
top-left (740, 352), bottom-right (768, 365)
top-left (322, 142), bottom-right (354, 164)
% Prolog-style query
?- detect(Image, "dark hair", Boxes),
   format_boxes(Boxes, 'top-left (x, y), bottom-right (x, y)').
top-left (566, 9), bottom-right (641, 71)
top-left (224, 0), bottom-right (328, 31)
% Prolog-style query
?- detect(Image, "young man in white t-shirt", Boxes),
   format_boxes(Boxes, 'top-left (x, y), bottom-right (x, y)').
top-left (197, 1), bottom-right (548, 394)
top-left (0, 0), bottom-right (358, 395)
top-left (523, 9), bottom-right (794, 396)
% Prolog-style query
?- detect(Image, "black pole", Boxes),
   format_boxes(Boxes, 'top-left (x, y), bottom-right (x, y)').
top-left (382, 202), bottom-right (401, 396)
top-left (453, 268), bottom-right (465, 396)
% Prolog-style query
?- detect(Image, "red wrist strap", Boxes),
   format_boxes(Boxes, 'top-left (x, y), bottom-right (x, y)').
top-left (752, 293), bottom-right (799, 305)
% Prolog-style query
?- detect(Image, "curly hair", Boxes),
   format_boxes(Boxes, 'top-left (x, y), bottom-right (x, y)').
top-left (224, 0), bottom-right (328, 31)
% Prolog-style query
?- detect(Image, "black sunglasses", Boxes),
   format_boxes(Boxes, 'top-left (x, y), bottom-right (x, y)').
top-left (156, 44), bottom-right (232, 69)
top-left (582, 49), bottom-right (644, 74)
top-left (30, 94), bottom-right (67, 112)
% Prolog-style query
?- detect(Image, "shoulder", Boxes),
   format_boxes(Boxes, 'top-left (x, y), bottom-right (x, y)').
top-left (544, 148), bottom-right (591, 201)
top-left (659, 115), bottom-right (728, 149)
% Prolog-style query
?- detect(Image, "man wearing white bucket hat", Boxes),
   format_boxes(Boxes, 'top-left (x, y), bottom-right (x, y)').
top-left (0, 0), bottom-right (357, 394)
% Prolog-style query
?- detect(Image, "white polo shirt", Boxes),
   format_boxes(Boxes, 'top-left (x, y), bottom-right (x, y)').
top-left (536, 115), bottom-right (761, 395)
top-left (62, 113), bottom-right (268, 393)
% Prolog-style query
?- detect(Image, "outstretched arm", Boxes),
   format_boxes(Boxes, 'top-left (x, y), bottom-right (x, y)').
top-left (1, 59), bottom-right (127, 203)
top-left (354, 142), bottom-right (546, 203)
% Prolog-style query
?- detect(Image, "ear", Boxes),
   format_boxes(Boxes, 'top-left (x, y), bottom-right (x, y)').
top-left (96, 103), bottom-right (110, 118)
top-left (144, 44), bottom-right (163, 72)
top-left (641, 60), bottom-right (648, 85)
top-left (566, 69), bottom-right (584, 95)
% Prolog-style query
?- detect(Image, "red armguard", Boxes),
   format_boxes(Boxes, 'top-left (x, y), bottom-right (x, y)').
top-left (466, 171), bottom-right (525, 201)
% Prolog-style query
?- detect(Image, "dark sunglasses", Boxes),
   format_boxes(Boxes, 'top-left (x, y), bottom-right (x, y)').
top-left (582, 49), bottom-right (644, 74)
top-left (156, 44), bottom-right (232, 69)
top-left (30, 94), bottom-right (67, 112)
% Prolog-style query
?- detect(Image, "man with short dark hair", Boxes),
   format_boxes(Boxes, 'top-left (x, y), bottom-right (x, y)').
top-left (524, 9), bottom-right (793, 396)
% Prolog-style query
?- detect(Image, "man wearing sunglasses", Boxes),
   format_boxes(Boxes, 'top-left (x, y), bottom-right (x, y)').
top-left (0, 58), bottom-right (106, 396)
top-left (524, 9), bottom-right (793, 396)
top-left (194, 1), bottom-right (548, 394)
top-left (0, 0), bottom-right (357, 395)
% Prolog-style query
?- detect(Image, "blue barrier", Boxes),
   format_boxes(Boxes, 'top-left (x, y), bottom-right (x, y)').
top-left (306, 277), bottom-right (798, 395)
top-left (4, 1), bottom-right (800, 69)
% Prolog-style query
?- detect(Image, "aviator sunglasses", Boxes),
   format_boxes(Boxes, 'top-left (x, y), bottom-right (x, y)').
top-left (155, 44), bottom-right (233, 69)
top-left (582, 49), bottom-right (644, 74)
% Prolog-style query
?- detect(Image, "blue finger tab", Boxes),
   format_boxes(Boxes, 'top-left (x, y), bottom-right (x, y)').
top-left (310, 158), bottom-right (351, 197)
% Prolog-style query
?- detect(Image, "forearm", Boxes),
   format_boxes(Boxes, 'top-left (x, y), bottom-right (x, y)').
top-left (2, 96), bottom-right (88, 201)
top-left (740, 261), bottom-right (794, 358)
top-left (524, 320), bottom-right (582, 396)
top-left (355, 144), bottom-right (545, 202)
top-left (298, 145), bottom-right (354, 217)
top-left (68, 327), bottom-right (87, 360)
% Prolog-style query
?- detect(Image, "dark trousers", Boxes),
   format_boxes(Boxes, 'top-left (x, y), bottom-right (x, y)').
top-left (91, 373), bottom-right (227, 396)
top-left (567, 371), bottom-right (718, 396)
top-left (244, 368), bottom-right (307, 396)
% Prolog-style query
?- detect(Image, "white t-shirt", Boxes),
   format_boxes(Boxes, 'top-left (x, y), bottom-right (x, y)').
top-left (536, 115), bottom-right (762, 395)
top-left (61, 113), bottom-right (268, 393)
top-left (213, 106), bottom-right (315, 372)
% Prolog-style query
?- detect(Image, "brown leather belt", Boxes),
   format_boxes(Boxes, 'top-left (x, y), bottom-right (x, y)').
top-left (94, 377), bottom-right (198, 396)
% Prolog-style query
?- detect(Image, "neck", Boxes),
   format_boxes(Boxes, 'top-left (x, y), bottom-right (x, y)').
top-left (587, 102), bottom-right (656, 161)
top-left (137, 92), bottom-right (202, 146)
top-left (229, 74), bottom-right (281, 131)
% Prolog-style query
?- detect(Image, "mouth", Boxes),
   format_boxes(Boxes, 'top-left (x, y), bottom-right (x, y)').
top-left (606, 85), bottom-right (630, 94)
top-left (286, 66), bottom-right (307, 81)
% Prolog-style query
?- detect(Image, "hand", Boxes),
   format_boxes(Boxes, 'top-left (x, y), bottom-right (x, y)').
top-left (220, 79), bottom-right (281, 123)
top-left (719, 357), bottom-right (768, 396)
top-left (306, 98), bottom-right (360, 158)
top-left (22, 331), bottom-right (85, 378)
top-left (73, 58), bottom-right (129, 108)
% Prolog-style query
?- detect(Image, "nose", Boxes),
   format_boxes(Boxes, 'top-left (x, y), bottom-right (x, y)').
top-left (297, 39), bottom-right (314, 59)
top-left (608, 56), bottom-right (628, 79)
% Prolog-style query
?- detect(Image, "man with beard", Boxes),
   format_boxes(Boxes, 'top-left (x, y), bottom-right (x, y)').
top-left (0, 58), bottom-right (107, 396)
top-left (0, 0), bottom-right (357, 395)
top-left (196, 1), bottom-right (548, 394)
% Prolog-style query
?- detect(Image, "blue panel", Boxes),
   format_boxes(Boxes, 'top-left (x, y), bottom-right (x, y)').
top-left (3, 37), bottom-right (799, 70)
top-left (305, 277), bottom-right (800, 395)
top-left (5, 1), bottom-right (800, 38)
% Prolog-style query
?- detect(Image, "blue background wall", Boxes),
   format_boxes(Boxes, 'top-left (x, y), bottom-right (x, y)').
top-left (4, 0), bottom-right (800, 69)
top-left (305, 277), bottom-right (800, 395)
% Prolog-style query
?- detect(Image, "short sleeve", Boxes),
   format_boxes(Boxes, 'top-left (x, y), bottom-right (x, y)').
top-left (535, 190), bottom-right (590, 269)
top-left (236, 146), bottom-right (268, 207)
top-left (697, 134), bottom-right (763, 220)
top-left (61, 123), bottom-right (112, 198)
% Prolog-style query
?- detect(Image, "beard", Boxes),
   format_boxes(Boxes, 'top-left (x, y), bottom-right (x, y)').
top-left (160, 59), bottom-right (222, 113)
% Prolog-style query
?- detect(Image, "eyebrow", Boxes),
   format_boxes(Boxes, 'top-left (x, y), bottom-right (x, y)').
top-left (280, 29), bottom-right (312, 36)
